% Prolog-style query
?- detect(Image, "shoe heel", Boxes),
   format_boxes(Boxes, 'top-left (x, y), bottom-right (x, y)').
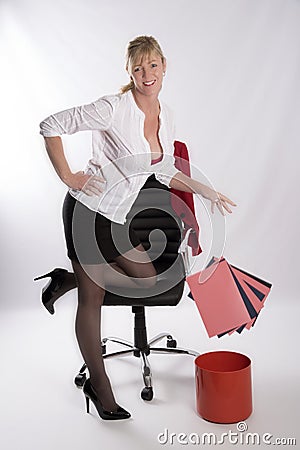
top-left (34, 268), bottom-right (67, 282)
top-left (34, 273), bottom-right (50, 281)
top-left (85, 396), bottom-right (90, 414)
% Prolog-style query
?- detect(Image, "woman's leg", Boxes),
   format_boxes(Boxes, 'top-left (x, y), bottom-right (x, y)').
top-left (75, 243), bottom-right (158, 290)
top-left (72, 259), bottom-right (119, 411)
top-left (113, 243), bottom-right (158, 288)
top-left (71, 244), bottom-right (157, 411)
top-left (39, 247), bottom-right (158, 315)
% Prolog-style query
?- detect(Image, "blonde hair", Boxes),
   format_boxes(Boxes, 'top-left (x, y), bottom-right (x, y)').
top-left (120, 35), bottom-right (165, 94)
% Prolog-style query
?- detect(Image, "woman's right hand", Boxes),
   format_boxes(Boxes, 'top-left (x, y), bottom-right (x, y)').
top-left (64, 171), bottom-right (106, 196)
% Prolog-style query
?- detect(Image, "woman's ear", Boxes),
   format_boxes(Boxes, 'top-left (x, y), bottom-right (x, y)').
top-left (162, 57), bottom-right (167, 75)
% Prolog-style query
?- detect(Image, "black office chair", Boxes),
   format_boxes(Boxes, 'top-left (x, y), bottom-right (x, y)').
top-left (74, 174), bottom-right (199, 401)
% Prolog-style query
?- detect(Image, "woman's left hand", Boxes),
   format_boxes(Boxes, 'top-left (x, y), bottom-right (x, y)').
top-left (200, 186), bottom-right (237, 216)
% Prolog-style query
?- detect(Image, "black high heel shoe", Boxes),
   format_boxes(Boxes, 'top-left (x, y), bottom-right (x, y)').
top-left (34, 268), bottom-right (74, 315)
top-left (83, 378), bottom-right (131, 421)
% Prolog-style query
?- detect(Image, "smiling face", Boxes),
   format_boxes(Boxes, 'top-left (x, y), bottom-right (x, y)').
top-left (128, 51), bottom-right (166, 97)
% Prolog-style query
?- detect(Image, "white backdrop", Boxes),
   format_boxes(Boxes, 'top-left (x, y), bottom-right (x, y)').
top-left (1, 0), bottom-right (299, 308)
top-left (1, 1), bottom-right (300, 449)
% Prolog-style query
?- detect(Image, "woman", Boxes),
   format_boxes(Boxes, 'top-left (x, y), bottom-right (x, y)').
top-left (38, 35), bottom-right (236, 421)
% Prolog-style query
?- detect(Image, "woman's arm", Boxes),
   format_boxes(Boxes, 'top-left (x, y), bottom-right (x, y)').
top-left (43, 136), bottom-right (105, 196)
top-left (39, 96), bottom-right (114, 194)
top-left (169, 170), bottom-right (237, 216)
top-left (39, 97), bottom-right (113, 137)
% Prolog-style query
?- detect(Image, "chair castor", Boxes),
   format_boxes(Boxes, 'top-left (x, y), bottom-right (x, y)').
top-left (141, 386), bottom-right (153, 401)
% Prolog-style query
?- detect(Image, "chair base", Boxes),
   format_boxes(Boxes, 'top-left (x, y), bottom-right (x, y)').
top-left (74, 332), bottom-right (199, 401)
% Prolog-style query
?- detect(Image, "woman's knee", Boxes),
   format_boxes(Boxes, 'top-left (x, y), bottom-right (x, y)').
top-left (134, 269), bottom-right (158, 288)
top-left (114, 247), bottom-right (158, 288)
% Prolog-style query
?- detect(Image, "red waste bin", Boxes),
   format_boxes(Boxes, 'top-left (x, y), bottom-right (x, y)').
top-left (195, 351), bottom-right (252, 423)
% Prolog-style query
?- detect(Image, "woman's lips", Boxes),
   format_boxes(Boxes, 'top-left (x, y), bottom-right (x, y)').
top-left (143, 80), bottom-right (156, 86)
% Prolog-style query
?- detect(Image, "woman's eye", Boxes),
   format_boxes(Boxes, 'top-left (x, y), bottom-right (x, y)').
top-left (134, 67), bottom-right (141, 72)
top-left (151, 63), bottom-right (157, 68)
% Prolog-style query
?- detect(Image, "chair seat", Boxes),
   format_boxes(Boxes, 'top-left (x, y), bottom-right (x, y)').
top-left (103, 279), bottom-right (185, 306)
top-left (103, 257), bottom-right (186, 306)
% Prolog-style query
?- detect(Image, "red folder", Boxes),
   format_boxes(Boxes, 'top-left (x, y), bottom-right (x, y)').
top-left (186, 257), bottom-right (272, 338)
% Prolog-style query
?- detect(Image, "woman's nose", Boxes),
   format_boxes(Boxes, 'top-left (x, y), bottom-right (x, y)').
top-left (142, 67), bottom-right (151, 78)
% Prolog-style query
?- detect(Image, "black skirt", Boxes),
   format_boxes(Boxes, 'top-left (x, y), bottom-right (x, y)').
top-left (62, 174), bottom-right (163, 265)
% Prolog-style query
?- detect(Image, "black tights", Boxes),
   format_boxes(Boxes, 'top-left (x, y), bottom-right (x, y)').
top-left (71, 244), bottom-right (157, 411)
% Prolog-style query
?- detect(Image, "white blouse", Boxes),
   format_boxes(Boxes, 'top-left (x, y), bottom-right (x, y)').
top-left (39, 90), bottom-right (180, 224)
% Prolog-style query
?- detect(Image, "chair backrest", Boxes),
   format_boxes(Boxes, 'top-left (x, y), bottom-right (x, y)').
top-left (103, 174), bottom-right (186, 306)
top-left (128, 174), bottom-right (183, 271)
